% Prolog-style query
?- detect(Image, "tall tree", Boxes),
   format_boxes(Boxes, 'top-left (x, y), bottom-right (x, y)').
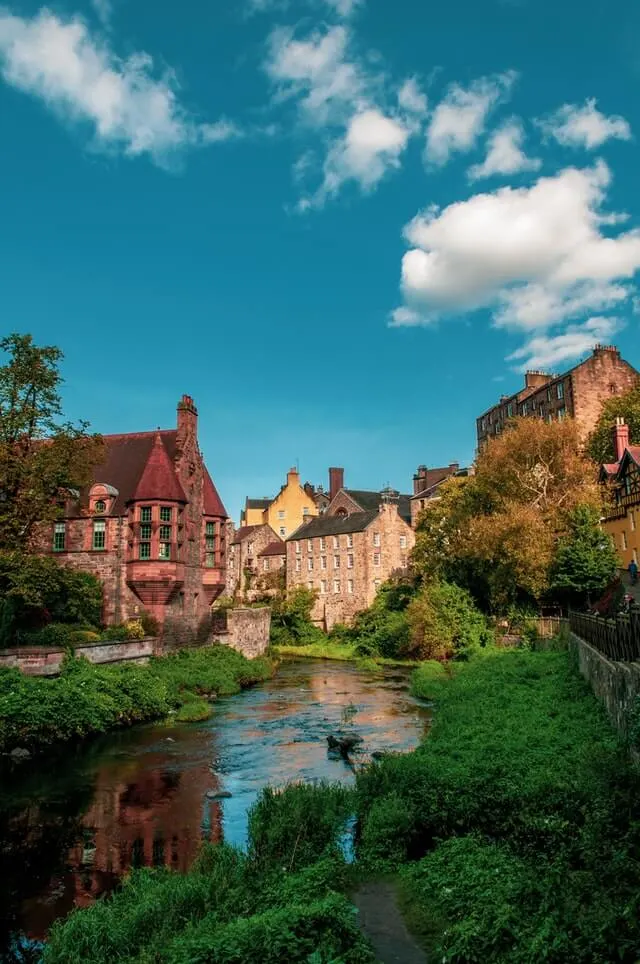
top-left (0, 334), bottom-right (103, 550)
top-left (587, 384), bottom-right (640, 464)
top-left (549, 505), bottom-right (619, 609)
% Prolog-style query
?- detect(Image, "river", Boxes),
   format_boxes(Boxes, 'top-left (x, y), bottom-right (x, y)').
top-left (0, 658), bottom-right (429, 955)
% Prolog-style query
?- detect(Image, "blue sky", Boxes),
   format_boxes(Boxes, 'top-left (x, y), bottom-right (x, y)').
top-left (1, 0), bottom-right (639, 520)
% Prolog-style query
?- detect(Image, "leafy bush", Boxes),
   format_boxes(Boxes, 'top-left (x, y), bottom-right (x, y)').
top-left (139, 610), bottom-right (160, 636)
top-left (18, 623), bottom-right (78, 649)
top-left (405, 580), bottom-right (493, 661)
top-left (269, 587), bottom-right (325, 647)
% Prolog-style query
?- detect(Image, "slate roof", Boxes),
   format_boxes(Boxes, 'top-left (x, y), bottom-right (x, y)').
top-left (88, 430), bottom-right (178, 515)
top-left (203, 467), bottom-right (228, 517)
top-left (343, 489), bottom-right (412, 524)
top-left (258, 541), bottom-right (286, 557)
top-left (133, 433), bottom-right (187, 503)
top-left (286, 511), bottom-right (379, 541)
top-left (231, 525), bottom-right (262, 545)
top-left (245, 498), bottom-right (271, 510)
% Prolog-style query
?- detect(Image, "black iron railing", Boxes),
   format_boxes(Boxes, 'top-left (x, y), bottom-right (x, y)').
top-left (569, 606), bottom-right (640, 662)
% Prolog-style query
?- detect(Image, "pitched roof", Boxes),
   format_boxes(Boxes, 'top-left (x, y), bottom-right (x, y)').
top-left (133, 433), bottom-right (187, 503)
top-left (616, 446), bottom-right (640, 479)
top-left (344, 489), bottom-right (412, 524)
top-left (287, 510), bottom-right (378, 541)
top-left (411, 467), bottom-right (471, 501)
top-left (258, 541), bottom-right (286, 557)
top-left (412, 466), bottom-right (459, 497)
top-left (89, 430), bottom-right (178, 515)
top-left (245, 498), bottom-right (271, 510)
top-left (203, 467), bottom-right (228, 518)
top-left (231, 525), bottom-right (262, 545)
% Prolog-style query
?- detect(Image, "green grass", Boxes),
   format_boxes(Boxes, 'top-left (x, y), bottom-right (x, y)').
top-left (0, 645), bottom-right (273, 754)
top-left (273, 642), bottom-right (419, 668)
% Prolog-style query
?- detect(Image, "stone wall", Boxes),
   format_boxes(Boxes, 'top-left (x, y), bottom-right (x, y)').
top-left (210, 607), bottom-right (271, 658)
top-left (569, 631), bottom-right (640, 734)
top-left (0, 638), bottom-right (158, 676)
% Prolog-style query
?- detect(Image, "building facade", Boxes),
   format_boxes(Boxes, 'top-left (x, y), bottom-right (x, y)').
top-left (240, 467), bottom-right (318, 538)
top-left (410, 462), bottom-right (470, 526)
top-left (44, 396), bottom-right (228, 640)
top-left (600, 419), bottom-right (640, 570)
top-left (226, 524), bottom-right (282, 598)
top-left (323, 467), bottom-right (413, 525)
top-left (476, 345), bottom-right (639, 449)
top-left (286, 499), bottom-right (415, 630)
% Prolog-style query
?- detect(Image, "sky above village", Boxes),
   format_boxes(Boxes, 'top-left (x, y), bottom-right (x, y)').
top-left (1, 0), bottom-right (639, 518)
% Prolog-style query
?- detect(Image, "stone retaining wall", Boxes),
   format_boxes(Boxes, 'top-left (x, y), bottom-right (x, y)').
top-left (210, 607), bottom-right (271, 659)
top-left (569, 631), bottom-right (640, 734)
top-left (0, 638), bottom-right (158, 677)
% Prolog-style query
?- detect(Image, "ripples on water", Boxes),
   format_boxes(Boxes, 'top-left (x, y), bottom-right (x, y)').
top-left (0, 658), bottom-right (430, 951)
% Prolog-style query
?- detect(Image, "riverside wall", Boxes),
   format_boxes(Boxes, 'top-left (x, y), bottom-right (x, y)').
top-left (569, 631), bottom-right (640, 735)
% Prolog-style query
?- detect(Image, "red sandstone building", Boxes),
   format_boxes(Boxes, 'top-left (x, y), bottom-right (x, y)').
top-left (476, 345), bottom-right (639, 449)
top-left (46, 396), bottom-right (228, 638)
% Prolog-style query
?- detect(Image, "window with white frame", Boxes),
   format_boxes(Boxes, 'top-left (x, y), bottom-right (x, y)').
top-left (53, 521), bottom-right (66, 552)
top-left (622, 531), bottom-right (628, 551)
top-left (400, 535), bottom-right (407, 549)
top-left (347, 579), bottom-right (354, 594)
top-left (308, 557), bottom-right (314, 571)
top-left (93, 520), bottom-right (106, 551)
top-left (631, 511), bottom-right (636, 532)
top-left (278, 510), bottom-right (285, 520)
top-left (347, 533), bottom-right (353, 548)
top-left (373, 552), bottom-right (380, 567)
top-left (320, 579), bottom-right (327, 594)
top-left (333, 580), bottom-right (340, 594)
top-left (296, 541), bottom-right (301, 554)
top-left (334, 555), bottom-right (340, 569)
top-left (263, 558), bottom-right (270, 571)
top-left (557, 407), bottom-right (566, 421)
top-left (373, 532), bottom-right (380, 547)
top-left (279, 527), bottom-right (286, 537)
top-left (295, 558), bottom-right (301, 572)
top-left (373, 578), bottom-right (381, 590)
top-left (347, 554), bottom-right (354, 569)
top-left (321, 556), bottom-right (327, 570)
top-left (307, 539), bottom-right (313, 553)
top-left (557, 382), bottom-right (564, 399)
top-left (308, 580), bottom-right (314, 590)
top-left (320, 537), bottom-right (326, 550)
top-left (333, 536), bottom-right (339, 548)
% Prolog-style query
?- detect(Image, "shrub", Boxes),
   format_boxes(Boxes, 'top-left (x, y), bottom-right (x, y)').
top-left (139, 611), bottom-right (160, 636)
top-left (405, 580), bottom-right (493, 661)
top-left (18, 623), bottom-right (77, 649)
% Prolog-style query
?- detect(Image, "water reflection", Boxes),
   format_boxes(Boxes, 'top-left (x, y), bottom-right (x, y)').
top-left (0, 659), bottom-right (429, 950)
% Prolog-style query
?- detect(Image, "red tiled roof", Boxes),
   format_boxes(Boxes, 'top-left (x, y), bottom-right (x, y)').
top-left (259, 541), bottom-right (286, 557)
top-left (203, 467), bottom-right (228, 518)
top-left (133, 433), bottom-right (187, 503)
top-left (88, 430), bottom-right (178, 514)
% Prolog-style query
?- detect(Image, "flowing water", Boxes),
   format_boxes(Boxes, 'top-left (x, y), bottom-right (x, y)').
top-left (0, 658), bottom-right (430, 954)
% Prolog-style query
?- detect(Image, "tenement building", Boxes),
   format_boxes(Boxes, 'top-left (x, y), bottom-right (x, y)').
top-left (239, 467), bottom-right (318, 538)
top-left (323, 467), bottom-right (413, 525)
top-left (476, 345), bottom-right (639, 449)
top-left (286, 490), bottom-right (415, 630)
top-left (226, 524), bottom-right (282, 598)
top-left (45, 395), bottom-right (228, 639)
top-left (410, 462), bottom-right (472, 526)
top-left (599, 418), bottom-right (640, 571)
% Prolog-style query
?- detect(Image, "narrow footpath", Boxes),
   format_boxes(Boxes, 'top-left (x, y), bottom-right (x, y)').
top-left (354, 882), bottom-right (427, 964)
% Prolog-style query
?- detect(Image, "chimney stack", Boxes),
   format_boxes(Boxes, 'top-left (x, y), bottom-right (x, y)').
top-left (614, 417), bottom-right (629, 462)
top-left (176, 394), bottom-right (198, 447)
top-left (329, 467), bottom-right (344, 501)
top-left (413, 465), bottom-right (428, 495)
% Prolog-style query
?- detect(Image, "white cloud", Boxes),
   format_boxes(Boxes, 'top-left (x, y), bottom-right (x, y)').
top-left (468, 119), bottom-right (541, 180)
top-left (324, 0), bottom-right (364, 16)
top-left (266, 23), bottom-right (421, 205)
top-left (425, 71), bottom-right (516, 165)
top-left (318, 108), bottom-right (409, 201)
top-left (507, 316), bottom-right (620, 371)
top-left (0, 7), bottom-right (236, 165)
top-left (91, 0), bottom-right (111, 28)
top-left (538, 98), bottom-right (631, 150)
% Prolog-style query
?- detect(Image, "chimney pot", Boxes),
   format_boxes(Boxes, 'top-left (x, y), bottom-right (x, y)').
top-left (329, 467), bottom-right (344, 501)
top-left (614, 417), bottom-right (630, 462)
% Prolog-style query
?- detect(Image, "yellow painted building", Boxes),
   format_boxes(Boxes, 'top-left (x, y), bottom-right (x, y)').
top-left (240, 468), bottom-right (318, 539)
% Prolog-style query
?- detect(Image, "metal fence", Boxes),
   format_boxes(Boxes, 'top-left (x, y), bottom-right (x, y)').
top-left (569, 606), bottom-right (640, 662)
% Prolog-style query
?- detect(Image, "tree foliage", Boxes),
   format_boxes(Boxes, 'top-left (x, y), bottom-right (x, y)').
top-left (412, 418), bottom-right (601, 610)
top-left (587, 383), bottom-right (640, 464)
top-left (0, 333), bottom-right (103, 550)
top-left (405, 580), bottom-right (493, 661)
top-left (549, 504), bottom-right (619, 608)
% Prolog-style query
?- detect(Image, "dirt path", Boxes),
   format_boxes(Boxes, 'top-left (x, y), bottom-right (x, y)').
top-left (353, 881), bottom-right (427, 964)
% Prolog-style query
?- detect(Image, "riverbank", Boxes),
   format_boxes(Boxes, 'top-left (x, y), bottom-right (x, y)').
top-left (40, 647), bottom-right (640, 962)
top-left (272, 641), bottom-right (422, 669)
top-left (0, 645), bottom-right (273, 756)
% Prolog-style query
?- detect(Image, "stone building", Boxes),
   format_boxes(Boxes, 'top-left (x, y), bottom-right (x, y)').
top-left (286, 494), bottom-right (415, 630)
top-left (240, 467), bottom-right (318, 538)
top-left (600, 418), bottom-right (640, 571)
top-left (476, 345), bottom-right (639, 449)
top-left (409, 462), bottom-right (471, 526)
top-left (44, 395), bottom-right (228, 639)
top-left (323, 467), bottom-right (413, 524)
top-left (226, 524), bottom-right (282, 598)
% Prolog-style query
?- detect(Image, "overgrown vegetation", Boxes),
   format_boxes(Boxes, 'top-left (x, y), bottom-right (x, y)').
top-left (269, 586), bottom-right (326, 647)
top-left (0, 645), bottom-right (272, 754)
top-left (42, 784), bottom-right (372, 964)
top-left (357, 649), bottom-right (640, 960)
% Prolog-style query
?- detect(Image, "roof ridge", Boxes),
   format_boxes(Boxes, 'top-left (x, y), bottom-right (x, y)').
top-left (102, 429), bottom-right (176, 440)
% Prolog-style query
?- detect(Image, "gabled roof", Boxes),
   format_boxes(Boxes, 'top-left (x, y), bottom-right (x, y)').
top-left (287, 510), bottom-right (379, 541)
top-left (89, 430), bottom-right (178, 515)
top-left (133, 433), bottom-right (187, 503)
top-left (616, 446), bottom-right (640, 479)
top-left (203, 467), bottom-right (228, 518)
top-left (231, 525), bottom-right (262, 545)
top-left (343, 489), bottom-right (412, 524)
top-left (245, 498), bottom-right (271, 510)
top-left (411, 467), bottom-right (472, 501)
top-left (412, 466), bottom-right (459, 498)
top-left (259, 541), bottom-right (286, 557)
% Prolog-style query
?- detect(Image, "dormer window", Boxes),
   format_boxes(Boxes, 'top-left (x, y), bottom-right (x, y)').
top-left (94, 500), bottom-right (106, 514)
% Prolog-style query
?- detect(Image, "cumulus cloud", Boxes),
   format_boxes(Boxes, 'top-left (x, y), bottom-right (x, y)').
top-left (393, 160), bottom-right (640, 365)
top-left (266, 23), bottom-right (421, 205)
top-left (425, 71), bottom-right (516, 165)
top-left (507, 316), bottom-right (620, 371)
top-left (538, 98), bottom-right (631, 150)
top-left (324, 0), bottom-right (364, 16)
top-left (0, 7), bottom-right (237, 165)
top-left (468, 119), bottom-right (541, 180)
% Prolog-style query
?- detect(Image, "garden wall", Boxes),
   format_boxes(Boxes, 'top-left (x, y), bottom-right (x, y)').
top-left (0, 637), bottom-right (157, 676)
top-left (569, 630), bottom-right (640, 734)
top-left (210, 607), bottom-right (271, 659)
